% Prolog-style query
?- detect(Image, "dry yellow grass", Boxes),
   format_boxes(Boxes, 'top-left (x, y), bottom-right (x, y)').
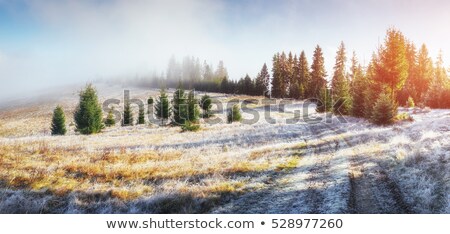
top-left (0, 86), bottom-right (308, 213)
top-left (0, 138), bottom-right (297, 202)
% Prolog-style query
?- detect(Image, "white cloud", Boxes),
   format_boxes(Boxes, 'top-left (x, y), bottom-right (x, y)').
top-left (1, 0), bottom-right (449, 100)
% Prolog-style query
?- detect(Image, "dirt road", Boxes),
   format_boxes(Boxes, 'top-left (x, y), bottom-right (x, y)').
top-left (213, 115), bottom-right (413, 214)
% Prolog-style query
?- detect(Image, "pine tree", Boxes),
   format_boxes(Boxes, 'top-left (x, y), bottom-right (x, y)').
top-left (123, 100), bottom-right (133, 126)
top-left (363, 53), bottom-right (382, 119)
top-left (310, 45), bottom-right (327, 99)
top-left (220, 77), bottom-right (229, 93)
top-left (289, 80), bottom-right (301, 99)
top-left (262, 63), bottom-right (271, 97)
top-left (398, 42), bottom-right (418, 105)
top-left (375, 28), bottom-right (408, 104)
top-left (105, 108), bottom-right (116, 127)
top-left (415, 44), bottom-right (434, 102)
top-left (271, 52), bottom-right (290, 98)
top-left (51, 105), bottom-right (67, 135)
top-left (331, 42), bottom-right (351, 115)
top-left (349, 53), bottom-right (366, 117)
top-left (255, 63), bottom-right (270, 96)
top-left (215, 60), bottom-right (228, 80)
top-left (155, 88), bottom-right (170, 125)
top-left (316, 87), bottom-right (332, 113)
top-left (200, 94), bottom-right (212, 118)
top-left (287, 52), bottom-right (295, 96)
top-left (271, 53), bottom-right (283, 98)
top-left (425, 51), bottom-right (449, 108)
top-left (237, 77), bottom-right (245, 94)
top-left (202, 61), bottom-right (214, 81)
top-left (349, 51), bottom-right (359, 84)
top-left (297, 51), bottom-right (310, 99)
top-left (371, 91), bottom-right (396, 125)
top-left (138, 104), bottom-right (145, 124)
top-left (298, 51), bottom-right (311, 98)
top-left (74, 84), bottom-right (104, 134)
top-left (187, 90), bottom-right (200, 123)
top-left (279, 52), bottom-right (290, 98)
top-left (172, 84), bottom-right (188, 125)
top-left (243, 74), bottom-right (254, 95)
top-left (227, 104), bottom-right (242, 123)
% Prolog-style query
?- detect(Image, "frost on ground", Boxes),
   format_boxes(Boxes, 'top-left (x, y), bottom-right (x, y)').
top-left (0, 84), bottom-right (449, 213)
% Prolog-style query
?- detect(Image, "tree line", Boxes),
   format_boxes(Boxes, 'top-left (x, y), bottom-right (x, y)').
top-left (50, 84), bottom-right (242, 135)
top-left (166, 28), bottom-right (449, 124)
top-left (51, 28), bottom-right (450, 135)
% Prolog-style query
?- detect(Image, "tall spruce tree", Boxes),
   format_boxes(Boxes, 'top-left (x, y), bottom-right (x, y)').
top-left (398, 42), bottom-right (418, 105)
top-left (425, 51), bottom-right (449, 108)
top-left (331, 42), bottom-right (351, 115)
top-left (262, 63), bottom-right (271, 97)
top-left (297, 51), bottom-right (310, 99)
top-left (271, 53), bottom-right (283, 98)
top-left (200, 94), bottom-right (212, 118)
top-left (172, 84), bottom-right (188, 125)
top-left (349, 53), bottom-right (366, 117)
top-left (138, 104), bottom-right (145, 124)
top-left (155, 88), bottom-right (170, 125)
top-left (310, 45), bottom-right (327, 99)
top-left (255, 63), bottom-right (270, 96)
top-left (289, 54), bottom-right (300, 99)
top-left (74, 84), bottom-right (104, 134)
top-left (220, 77), bottom-right (229, 93)
top-left (187, 90), bottom-right (200, 123)
top-left (415, 44), bottom-right (434, 102)
top-left (375, 28), bottom-right (409, 104)
top-left (363, 53), bottom-right (382, 119)
top-left (287, 52), bottom-right (295, 96)
top-left (243, 74), bottom-right (254, 95)
top-left (123, 100), bottom-right (133, 126)
top-left (51, 105), bottom-right (67, 135)
top-left (279, 52), bottom-right (290, 98)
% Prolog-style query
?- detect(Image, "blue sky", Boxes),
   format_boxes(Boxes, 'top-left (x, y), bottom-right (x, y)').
top-left (1, 0), bottom-right (449, 99)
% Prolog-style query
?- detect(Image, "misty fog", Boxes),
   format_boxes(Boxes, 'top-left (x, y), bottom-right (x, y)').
top-left (1, 0), bottom-right (449, 101)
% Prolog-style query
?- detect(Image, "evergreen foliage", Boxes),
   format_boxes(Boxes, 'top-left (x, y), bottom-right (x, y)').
top-left (227, 104), bottom-right (242, 123)
top-left (331, 42), bottom-right (351, 115)
top-left (51, 105), bottom-right (67, 135)
top-left (371, 92), bottom-right (397, 125)
top-left (123, 100), bottom-right (133, 126)
top-left (187, 90), bottom-right (200, 123)
top-left (105, 108), bottom-right (116, 127)
top-left (172, 85), bottom-right (188, 125)
top-left (181, 120), bottom-right (201, 132)
top-left (74, 84), bottom-right (104, 134)
top-left (310, 45), bottom-right (327, 98)
top-left (316, 87), bottom-right (332, 113)
top-left (200, 94), bottom-right (212, 118)
top-left (155, 88), bottom-right (170, 125)
top-left (138, 104), bottom-right (145, 124)
top-left (350, 53), bottom-right (366, 117)
top-left (374, 28), bottom-right (408, 103)
top-left (255, 63), bottom-right (271, 97)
